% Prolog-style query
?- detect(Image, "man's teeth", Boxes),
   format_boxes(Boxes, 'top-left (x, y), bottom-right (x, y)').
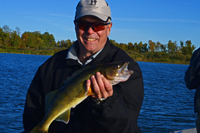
top-left (87, 39), bottom-right (95, 41)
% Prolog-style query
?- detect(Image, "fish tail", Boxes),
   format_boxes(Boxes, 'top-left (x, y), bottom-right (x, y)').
top-left (30, 125), bottom-right (48, 133)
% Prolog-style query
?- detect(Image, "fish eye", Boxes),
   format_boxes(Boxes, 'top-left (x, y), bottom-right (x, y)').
top-left (115, 65), bottom-right (120, 68)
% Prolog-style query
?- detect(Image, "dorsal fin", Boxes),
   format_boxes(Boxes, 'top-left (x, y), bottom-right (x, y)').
top-left (63, 65), bottom-right (92, 84)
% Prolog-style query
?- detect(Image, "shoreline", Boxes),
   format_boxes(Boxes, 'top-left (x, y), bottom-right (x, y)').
top-left (0, 51), bottom-right (190, 65)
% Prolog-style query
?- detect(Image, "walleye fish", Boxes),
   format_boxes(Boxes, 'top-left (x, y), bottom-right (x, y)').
top-left (30, 61), bottom-right (133, 133)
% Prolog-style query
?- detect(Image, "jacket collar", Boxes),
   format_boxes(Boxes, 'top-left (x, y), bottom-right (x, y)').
top-left (66, 40), bottom-right (107, 66)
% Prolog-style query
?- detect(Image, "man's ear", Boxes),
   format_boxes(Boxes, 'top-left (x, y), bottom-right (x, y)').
top-left (107, 23), bottom-right (113, 36)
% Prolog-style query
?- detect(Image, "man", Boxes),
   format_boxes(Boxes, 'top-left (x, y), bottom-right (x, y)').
top-left (185, 47), bottom-right (200, 133)
top-left (22, 0), bottom-right (144, 132)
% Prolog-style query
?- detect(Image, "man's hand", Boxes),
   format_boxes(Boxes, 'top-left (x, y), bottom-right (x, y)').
top-left (86, 72), bottom-right (113, 99)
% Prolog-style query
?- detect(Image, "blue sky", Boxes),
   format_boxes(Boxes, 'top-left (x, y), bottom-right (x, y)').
top-left (1, 0), bottom-right (200, 49)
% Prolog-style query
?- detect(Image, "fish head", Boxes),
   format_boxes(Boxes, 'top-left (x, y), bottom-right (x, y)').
top-left (103, 61), bottom-right (134, 85)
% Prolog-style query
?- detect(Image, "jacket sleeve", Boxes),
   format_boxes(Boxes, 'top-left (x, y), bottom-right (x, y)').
top-left (90, 61), bottom-right (144, 133)
top-left (22, 67), bottom-right (46, 133)
top-left (185, 47), bottom-right (200, 90)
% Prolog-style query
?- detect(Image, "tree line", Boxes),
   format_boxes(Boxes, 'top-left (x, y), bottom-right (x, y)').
top-left (0, 25), bottom-right (196, 64)
top-left (0, 25), bottom-right (75, 49)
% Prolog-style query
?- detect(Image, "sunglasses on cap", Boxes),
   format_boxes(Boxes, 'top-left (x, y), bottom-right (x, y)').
top-left (74, 21), bottom-right (111, 32)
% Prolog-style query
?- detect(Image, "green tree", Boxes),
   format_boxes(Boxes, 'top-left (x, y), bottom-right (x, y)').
top-left (160, 44), bottom-right (166, 52)
top-left (26, 32), bottom-right (36, 48)
top-left (0, 28), bottom-right (4, 46)
top-left (21, 32), bottom-right (29, 47)
top-left (181, 40), bottom-right (195, 55)
top-left (10, 31), bottom-right (22, 47)
top-left (180, 41), bottom-right (184, 48)
top-left (60, 40), bottom-right (66, 47)
top-left (148, 40), bottom-right (156, 52)
top-left (138, 41), bottom-right (143, 52)
top-left (56, 41), bottom-right (61, 47)
top-left (33, 31), bottom-right (45, 49)
top-left (2, 25), bottom-right (11, 33)
top-left (127, 42), bottom-right (134, 51)
top-left (167, 40), bottom-right (177, 54)
top-left (36, 36), bottom-right (45, 49)
top-left (0, 27), bottom-right (10, 46)
top-left (110, 39), bottom-right (119, 48)
top-left (155, 41), bottom-right (161, 52)
top-left (143, 43), bottom-right (148, 52)
top-left (119, 43), bottom-right (127, 51)
top-left (42, 32), bottom-right (56, 47)
top-left (185, 40), bottom-right (195, 55)
top-left (133, 42), bottom-right (138, 52)
top-left (66, 39), bottom-right (73, 48)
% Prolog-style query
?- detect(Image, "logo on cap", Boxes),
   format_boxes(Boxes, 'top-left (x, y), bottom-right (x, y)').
top-left (89, 0), bottom-right (97, 5)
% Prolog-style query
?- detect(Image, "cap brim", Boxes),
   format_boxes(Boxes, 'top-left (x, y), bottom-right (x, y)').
top-left (75, 11), bottom-right (109, 22)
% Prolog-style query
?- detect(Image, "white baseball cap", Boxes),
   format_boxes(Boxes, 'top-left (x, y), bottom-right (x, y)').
top-left (75, 0), bottom-right (111, 22)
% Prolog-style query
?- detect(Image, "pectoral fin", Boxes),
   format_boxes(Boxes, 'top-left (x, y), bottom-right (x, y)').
top-left (86, 85), bottom-right (93, 96)
top-left (45, 90), bottom-right (59, 113)
top-left (55, 109), bottom-right (71, 124)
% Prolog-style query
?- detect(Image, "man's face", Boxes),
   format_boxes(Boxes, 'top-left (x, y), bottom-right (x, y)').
top-left (75, 16), bottom-right (112, 55)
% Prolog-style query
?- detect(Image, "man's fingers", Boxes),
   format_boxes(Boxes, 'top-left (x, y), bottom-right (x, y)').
top-left (96, 72), bottom-right (107, 98)
top-left (101, 75), bottom-right (113, 96)
top-left (90, 72), bottom-right (113, 99)
top-left (91, 74), bottom-right (101, 99)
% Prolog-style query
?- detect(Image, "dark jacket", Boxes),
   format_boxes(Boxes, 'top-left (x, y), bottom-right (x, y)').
top-left (23, 39), bottom-right (144, 133)
top-left (185, 47), bottom-right (200, 113)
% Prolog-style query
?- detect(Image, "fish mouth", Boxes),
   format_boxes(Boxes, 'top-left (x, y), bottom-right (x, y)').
top-left (109, 62), bottom-right (134, 85)
top-left (118, 62), bottom-right (133, 76)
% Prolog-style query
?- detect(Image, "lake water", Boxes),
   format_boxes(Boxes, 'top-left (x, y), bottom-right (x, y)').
top-left (0, 53), bottom-right (196, 133)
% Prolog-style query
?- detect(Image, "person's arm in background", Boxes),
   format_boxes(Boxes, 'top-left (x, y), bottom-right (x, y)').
top-left (185, 47), bottom-right (200, 90)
